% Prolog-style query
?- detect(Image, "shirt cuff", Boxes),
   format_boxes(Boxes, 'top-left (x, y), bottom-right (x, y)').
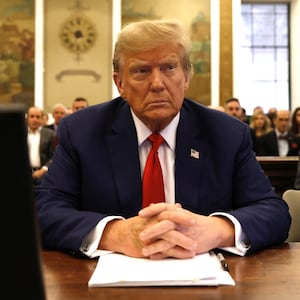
top-left (80, 216), bottom-right (124, 258)
top-left (210, 212), bottom-right (251, 256)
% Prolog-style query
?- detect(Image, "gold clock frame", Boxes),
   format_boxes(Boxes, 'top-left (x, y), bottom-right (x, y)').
top-left (59, 15), bottom-right (97, 55)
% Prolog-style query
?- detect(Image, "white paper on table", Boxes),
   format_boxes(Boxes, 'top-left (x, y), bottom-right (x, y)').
top-left (88, 251), bottom-right (235, 287)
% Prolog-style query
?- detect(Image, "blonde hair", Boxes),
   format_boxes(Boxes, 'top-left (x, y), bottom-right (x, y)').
top-left (249, 111), bottom-right (273, 135)
top-left (112, 19), bottom-right (193, 77)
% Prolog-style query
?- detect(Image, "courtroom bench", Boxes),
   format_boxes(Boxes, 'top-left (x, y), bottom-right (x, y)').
top-left (256, 156), bottom-right (299, 197)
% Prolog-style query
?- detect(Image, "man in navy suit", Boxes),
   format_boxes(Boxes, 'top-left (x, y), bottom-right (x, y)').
top-left (35, 20), bottom-right (291, 260)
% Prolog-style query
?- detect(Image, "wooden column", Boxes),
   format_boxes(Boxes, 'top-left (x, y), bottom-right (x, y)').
top-left (219, 0), bottom-right (233, 106)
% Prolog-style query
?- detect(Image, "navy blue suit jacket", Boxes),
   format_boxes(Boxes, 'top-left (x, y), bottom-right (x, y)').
top-left (35, 98), bottom-right (291, 256)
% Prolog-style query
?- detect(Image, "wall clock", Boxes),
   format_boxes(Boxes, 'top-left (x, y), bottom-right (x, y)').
top-left (59, 15), bottom-right (97, 55)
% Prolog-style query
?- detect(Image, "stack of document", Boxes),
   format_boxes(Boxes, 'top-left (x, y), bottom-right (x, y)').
top-left (88, 252), bottom-right (235, 287)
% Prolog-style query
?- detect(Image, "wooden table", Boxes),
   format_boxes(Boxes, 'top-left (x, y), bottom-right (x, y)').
top-left (42, 243), bottom-right (300, 300)
top-left (256, 156), bottom-right (299, 196)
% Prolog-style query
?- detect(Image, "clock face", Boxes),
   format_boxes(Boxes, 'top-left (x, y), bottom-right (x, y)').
top-left (59, 15), bottom-right (97, 54)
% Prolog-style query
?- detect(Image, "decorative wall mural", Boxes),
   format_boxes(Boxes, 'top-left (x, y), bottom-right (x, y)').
top-left (0, 0), bottom-right (35, 108)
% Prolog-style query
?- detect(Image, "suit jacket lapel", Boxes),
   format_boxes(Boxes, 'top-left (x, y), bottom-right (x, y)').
top-left (175, 107), bottom-right (204, 211)
top-left (39, 128), bottom-right (45, 157)
top-left (271, 132), bottom-right (280, 155)
top-left (106, 103), bottom-right (142, 215)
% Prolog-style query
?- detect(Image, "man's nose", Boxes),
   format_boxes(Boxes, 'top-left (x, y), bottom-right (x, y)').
top-left (150, 69), bottom-right (164, 90)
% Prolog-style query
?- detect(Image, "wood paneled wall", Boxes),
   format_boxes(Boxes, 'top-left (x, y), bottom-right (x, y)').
top-left (219, 0), bottom-right (233, 106)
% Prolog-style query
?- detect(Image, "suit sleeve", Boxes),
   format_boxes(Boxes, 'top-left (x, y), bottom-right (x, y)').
top-left (228, 126), bottom-right (291, 253)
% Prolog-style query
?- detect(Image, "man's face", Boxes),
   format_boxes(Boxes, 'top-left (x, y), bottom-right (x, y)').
top-left (274, 110), bottom-right (290, 133)
top-left (27, 108), bottom-right (42, 131)
top-left (225, 101), bottom-right (242, 118)
top-left (53, 107), bottom-right (66, 125)
top-left (113, 43), bottom-right (190, 131)
top-left (73, 101), bottom-right (88, 112)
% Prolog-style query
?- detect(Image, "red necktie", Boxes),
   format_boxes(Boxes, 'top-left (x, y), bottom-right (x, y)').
top-left (142, 133), bottom-right (165, 208)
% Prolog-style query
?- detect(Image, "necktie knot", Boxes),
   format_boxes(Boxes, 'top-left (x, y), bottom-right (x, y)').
top-left (148, 133), bottom-right (164, 151)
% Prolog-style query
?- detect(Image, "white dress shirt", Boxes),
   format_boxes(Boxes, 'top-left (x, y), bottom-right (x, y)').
top-left (80, 111), bottom-right (249, 257)
top-left (276, 129), bottom-right (289, 156)
top-left (27, 127), bottom-right (42, 168)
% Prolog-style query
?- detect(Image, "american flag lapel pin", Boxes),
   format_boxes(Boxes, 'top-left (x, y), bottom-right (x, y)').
top-left (190, 148), bottom-right (200, 159)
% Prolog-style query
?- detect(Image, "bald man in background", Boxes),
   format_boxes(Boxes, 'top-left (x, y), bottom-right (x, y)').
top-left (256, 109), bottom-right (300, 156)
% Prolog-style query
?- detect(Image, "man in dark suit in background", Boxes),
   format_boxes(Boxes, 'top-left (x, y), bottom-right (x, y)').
top-left (44, 103), bottom-right (67, 149)
top-left (35, 19), bottom-right (290, 260)
top-left (26, 106), bottom-right (55, 185)
top-left (45, 103), bottom-right (67, 132)
top-left (256, 109), bottom-right (300, 156)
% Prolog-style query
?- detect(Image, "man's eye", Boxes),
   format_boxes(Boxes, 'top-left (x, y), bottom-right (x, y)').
top-left (161, 64), bottom-right (177, 73)
top-left (133, 68), bottom-right (148, 74)
top-left (131, 67), bottom-right (150, 80)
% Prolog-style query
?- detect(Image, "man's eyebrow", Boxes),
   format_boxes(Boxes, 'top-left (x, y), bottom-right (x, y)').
top-left (128, 61), bottom-right (149, 69)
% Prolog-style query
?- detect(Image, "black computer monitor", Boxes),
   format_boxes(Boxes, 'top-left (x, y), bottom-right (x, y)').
top-left (0, 103), bottom-right (46, 299)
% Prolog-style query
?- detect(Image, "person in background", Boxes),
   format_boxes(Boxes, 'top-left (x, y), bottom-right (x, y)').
top-left (256, 109), bottom-right (300, 156)
top-left (45, 103), bottom-right (67, 133)
top-left (35, 19), bottom-right (290, 260)
top-left (249, 111), bottom-right (273, 138)
top-left (253, 106), bottom-right (264, 115)
top-left (26, 106), bottom-right (55, 185)
top-left (290, 107), bottom-right (300, 136)
top-left (224, 97), bottom-right (257, 152)
top-left (40, 111), bottom-right (49, 126)
top-left (72, 97), bottom-right (89, 112)
top-left (266, 107), bottom-right (277, 129)
top-left (45, 103), bottom-right (67, 148)
top-left (240, 107), bottom-right (249, 124)
top-left (224, 98), bottom-right (242, 119)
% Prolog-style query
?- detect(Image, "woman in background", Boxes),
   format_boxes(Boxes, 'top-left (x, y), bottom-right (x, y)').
top-left (249, 111), bottom-right (273, 138)
top-left (290, 107), bottom-right (300, 136)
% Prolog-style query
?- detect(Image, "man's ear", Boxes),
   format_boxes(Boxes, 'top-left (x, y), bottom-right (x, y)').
top-left (113, 73), bottom-right (124, 97)
top-left (183, 74), bottom-right (190, 91)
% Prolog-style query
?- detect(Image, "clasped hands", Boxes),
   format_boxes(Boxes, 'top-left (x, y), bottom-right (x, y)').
top-left (101, 203), bottom-right (235, 259)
